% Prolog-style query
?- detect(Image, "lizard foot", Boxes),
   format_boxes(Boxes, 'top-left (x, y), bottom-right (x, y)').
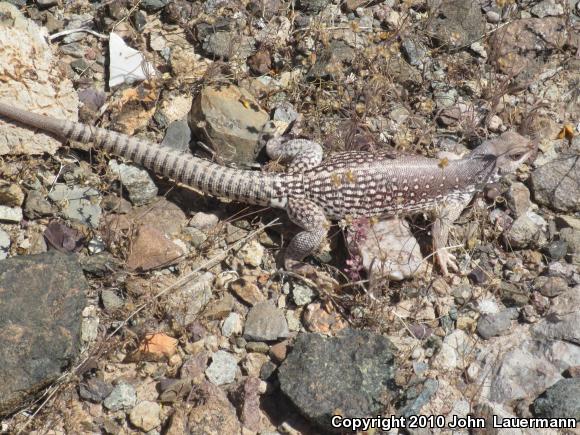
top-left (284, 259), bottom-right (338, 292)
top-left (436, 250), bottom-right (459, 276)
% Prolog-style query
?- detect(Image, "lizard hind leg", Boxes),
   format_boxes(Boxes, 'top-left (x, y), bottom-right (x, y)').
top-left (284, 197), bottom-right (329, 269)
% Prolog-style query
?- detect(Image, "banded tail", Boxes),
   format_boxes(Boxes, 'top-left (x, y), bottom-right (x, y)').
top-left (0, 102), bottom-right (287, 206)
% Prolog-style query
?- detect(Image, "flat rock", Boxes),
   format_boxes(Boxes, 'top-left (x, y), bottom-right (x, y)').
top-left (0, 206), bottom-right (22, 223)
top-left (350, 218), bottom-right (427, 281)
top-left (126, 224), bottom-right (184, 271)
top-left (243, 301), bottom-right (289, 341)
top-left (278, 329), bottom-right (397, 430)
top-left (48, 184), bottom-right (101, 227)
top-left (189, 85), bottom-right (269, 165)
top-left (0, 252), bottom-right (87, 416)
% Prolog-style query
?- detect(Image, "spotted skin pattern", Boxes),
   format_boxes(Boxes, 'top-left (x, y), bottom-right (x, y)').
top-left (0, 102), bottom-right (535, 275)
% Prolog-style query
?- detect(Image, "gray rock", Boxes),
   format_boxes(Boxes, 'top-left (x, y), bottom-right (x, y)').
top-left (490, 338), bottom-right (580, 403)
top-left (352, 218), bottom-right (427, 282)
top-left (108, 161), bottom-right (158, 206)
top-left (426, 0), bottom-right (485, 49)
top-left (103, 382), bottom-right (137, 411)
top-left (503, 210), bottom-right (547, 249)
top-left (307, 41), bottom-right (356, 80)
top-left (401, 38), bottom-right (426, 67)
top-left (532, 309), bottom-right (580, 345)
top-left (101, 289), bottom-right (124, 311)
top-left (70, 58), bottom-right (89, 74)
top-left (189, 211), bottom-right (219, 230)
top-left (0, 228), bottom-right (10, 259)
top-left (221, 312), bottom-right (243, 337)
top-left (63, 14), bottom-right (94, 44)
top-left (399, 379), bottom-right (439, 417)
top-left (500, 282), bottom-right (530, 307)
top-left (546, 240), bottom-right (568, 261)
top-left (225, 223), bottom-right (248, 243)
top-left (24, 190), bottom-right (54, 218)
top-left (206, 350), bottom-right (238, 385)
top-left (79, 378), bottom-right (113, 403)
top-left (560, 227), bottom-right (580, 265)
top-left (139, 0), bottom-right (169, 11)
top-left (486, 10), bottom-right (501, 23)
top-left (278, 329), bottom-right (397, 430)
top-left (161, 119), bottom-right (191, 153)
top-left (0, 252), bottom-right (87, 416)
top-left (292, 284), bottom-right (316, 306)
top-left (298, 0), bottom-right (330, 14)
top-left (490, 18), bottom-right (575, 89)
top-left (531, 154), bottom-right (580, 213)
top-left (534, 378), bottom-right (580, 419)
top-left (244, 301), bottom-right (289, 341)
top-left (183, 227), bottom-right (208, 248)
top-left (80, 252), bottom-right (118, 277)
top-left (0, 206), bottom-right (22, 223)
top-left (476, 309), bottom-right (518, 340)
top-left (166, 272), bottom-right (213, 325)
top-left (531, 0), bottom-right (564, 17)
top-left (48, 184), bottom-right (101, 227)
top-left (272, 102), bottom-right (299, 125)
top-left (202, 32), bottom-right (255, 61)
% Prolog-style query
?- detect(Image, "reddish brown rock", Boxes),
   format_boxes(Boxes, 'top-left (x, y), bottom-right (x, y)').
top-left (126, 225), bottom-right (184, 271)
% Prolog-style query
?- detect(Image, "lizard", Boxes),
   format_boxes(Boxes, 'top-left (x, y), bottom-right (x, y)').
top-left (0, 101), bottom-right (535, 275)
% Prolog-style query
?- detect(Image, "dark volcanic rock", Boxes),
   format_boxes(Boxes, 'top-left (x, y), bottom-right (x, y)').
top-left (0, 252), bottom-right (87, 416)
top-left (278, 329), bottom-right (397, 430)
top-left (533, 378), bottom-right (580, 419)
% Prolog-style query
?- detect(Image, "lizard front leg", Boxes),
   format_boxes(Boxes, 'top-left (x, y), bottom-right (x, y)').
top-left (284, 196), bottom-right (329, 269)
top-left (431, 199), bottom-right (470, 275)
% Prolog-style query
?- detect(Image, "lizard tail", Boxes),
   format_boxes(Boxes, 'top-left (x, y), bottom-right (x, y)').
top-left (0, 102), bottom-right (285, 206)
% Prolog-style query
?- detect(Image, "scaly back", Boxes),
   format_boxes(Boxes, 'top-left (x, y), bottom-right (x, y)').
top-left (301, 150), bottom-right (497, 218)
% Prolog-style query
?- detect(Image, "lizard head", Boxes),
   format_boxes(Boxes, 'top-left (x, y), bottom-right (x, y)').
top-left (471, 131), bottom-right (536, 176)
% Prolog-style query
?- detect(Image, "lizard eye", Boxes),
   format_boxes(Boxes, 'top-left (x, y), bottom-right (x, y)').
top-left (509, 152), bottom-right (525, 161)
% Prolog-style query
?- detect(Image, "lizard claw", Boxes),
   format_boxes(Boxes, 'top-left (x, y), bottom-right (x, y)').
top-left (437, 250), bottom-right (459, 276)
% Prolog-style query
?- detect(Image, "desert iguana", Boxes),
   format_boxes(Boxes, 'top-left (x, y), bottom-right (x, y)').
top-left (0, 101), bottom-right (535, 274)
